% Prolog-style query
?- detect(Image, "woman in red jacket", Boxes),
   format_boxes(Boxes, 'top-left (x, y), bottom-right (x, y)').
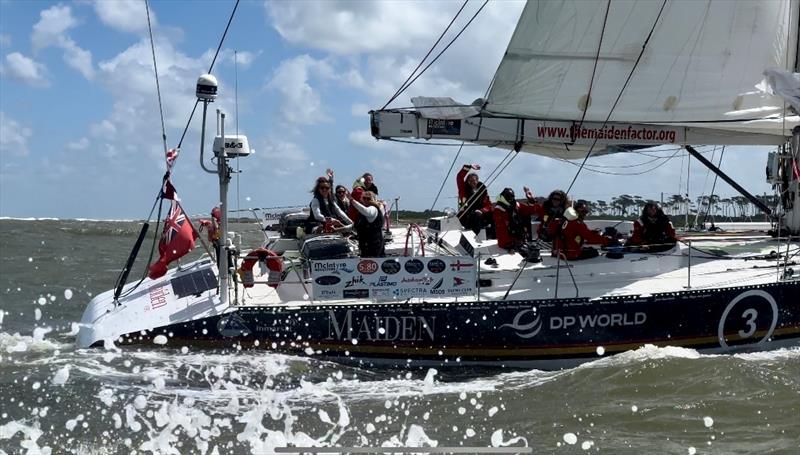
top-left (456, 163), bottom-right (493, 235)
top-left (493, 187), bottom-right (543, 251)
top-left (628, 202), bottom-right (677, 252)
top-left (559, 201), bottom-right (612, 260)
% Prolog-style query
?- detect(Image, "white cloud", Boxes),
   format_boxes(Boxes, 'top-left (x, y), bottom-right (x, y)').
top-left (259, 139), bottom-right (311, 176)
top-left (31, 4), bottom-right (77, 50)
top-left (266, 55), bottom-right (333, 124)
top-left (1, 52), bottom-right (49, 87)
top-left (67, 137), bottom-right (90, 150)
top-left (348, 129), bottom-right (384, 150)
top-left (205, 49), bottom-right (259, 70)
top-left (31, 4), bottom-right (94, 80)
top-left (93, 0), bottom-right (153, 34)
top-left (61, 40), bottom-right (95, 79)
top-left (267, 1), bottom-right (445, 55)
top-left (265, 1), bottom-right (525, 109)
top-left (90, 119), bottom-right (116, 137)
top-left (350, 103), bottom-right (370, 117)
top-left (0, 112), bottom-right (33, 157)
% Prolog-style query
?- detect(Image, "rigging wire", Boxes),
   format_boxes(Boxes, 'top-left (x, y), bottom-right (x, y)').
top-left (554, 147), bottom-right (682, 176)
top-left (382, 0), bottom-right (469, 110)
top-left (176, 0), bottom-right (241, 149)
top-left (700, 146), bottom-right (725, 226)
top-left (692, 146), bottom-right (717, 226)
top-left (382, 0), bottom-right (489, 109)
top-left (235, 50), bottom-right (241, 219)
top-left (429, 142), bottom-right (466, 212)
top-left (575, 0), bottom-right (611, 131)
top-left (118, 0), bottom-right (241, 298)
top-left (564, 0), bottom-right (669, 194)
top-left (145, 0), bottom-right (168, 158)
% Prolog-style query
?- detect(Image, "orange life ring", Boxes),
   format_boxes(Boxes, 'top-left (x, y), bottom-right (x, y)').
top-left (238, 248), bottom-right (283, 288)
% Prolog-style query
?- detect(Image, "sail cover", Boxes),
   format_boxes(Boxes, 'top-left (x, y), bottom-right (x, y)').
top-left (486, 0), bottom-right (800, 138)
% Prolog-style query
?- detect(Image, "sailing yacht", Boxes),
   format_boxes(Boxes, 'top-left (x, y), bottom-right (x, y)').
top-left (77, 0), bottom-right (800, 370)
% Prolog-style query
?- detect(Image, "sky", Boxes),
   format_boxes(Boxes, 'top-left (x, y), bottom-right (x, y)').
top-left (0, 0), bottom-right (780, 220)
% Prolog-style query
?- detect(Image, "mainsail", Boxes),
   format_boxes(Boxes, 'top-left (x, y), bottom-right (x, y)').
top-left (371, 0), bottom-right (800, 159)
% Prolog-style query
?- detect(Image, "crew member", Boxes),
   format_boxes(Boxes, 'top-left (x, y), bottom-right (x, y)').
top-left (493, 187), bottom-right (543, 251)
top-left (559, 200), bottom-right (612, 260)
top-left (308, 176), bottom-right (353, 232)
top-left (539, 190), bottom-right (570, 242)
top-left (199, 206), bottom-right (222, 258)
top-left (354, 172), bottom-right (379, 195)
top-left (351, 191), bottom-right (385, 257)
top-left (456, 163), bottom-right (493, 235)
top-left (334, 185), bottom-right (350, 213)
top-left (627, 202), bottom-right (677, 252)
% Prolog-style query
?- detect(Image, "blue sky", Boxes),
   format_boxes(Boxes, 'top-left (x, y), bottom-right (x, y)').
top-left (0, 0), bottom-right (777, 219)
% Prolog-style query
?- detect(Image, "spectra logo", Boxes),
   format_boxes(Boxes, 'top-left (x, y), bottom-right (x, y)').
top-left (500, 308), bottom-right (543, 339)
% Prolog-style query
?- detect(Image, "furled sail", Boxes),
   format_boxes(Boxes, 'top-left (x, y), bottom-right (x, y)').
top-left (371, 0), bottom-right (800, 158)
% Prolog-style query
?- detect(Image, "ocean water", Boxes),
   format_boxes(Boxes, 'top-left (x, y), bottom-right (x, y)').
top-left (0, 219), bottom-right (798, 454)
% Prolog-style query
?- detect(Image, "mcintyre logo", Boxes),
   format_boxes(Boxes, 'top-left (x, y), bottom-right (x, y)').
top-left (314, 262), bottom-right (349, 272)
top-left (550, 312), bottom-right (647, 330)
top-left (501, 308), bottom-right (543, 338)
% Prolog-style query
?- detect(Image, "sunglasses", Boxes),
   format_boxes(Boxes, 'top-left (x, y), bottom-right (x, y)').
top-left (336, 190), bottom-right (346, 194)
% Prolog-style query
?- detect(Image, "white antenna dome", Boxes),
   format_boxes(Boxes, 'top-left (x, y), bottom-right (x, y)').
top-left (196, 74), bottom-right (218, 100)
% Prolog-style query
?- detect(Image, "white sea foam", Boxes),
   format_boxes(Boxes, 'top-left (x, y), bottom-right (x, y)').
top-left (733, 347), bottom-right (800, 361)
top-left (52, 366), bottom-right (70, 385)
top-left (0, 331), bottom-right (65, 354)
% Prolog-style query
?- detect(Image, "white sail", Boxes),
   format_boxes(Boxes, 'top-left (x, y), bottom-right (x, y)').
top-left (372, 0), bottom-right (800, 155)
top-left (486, 0), bottom-right (800, 138)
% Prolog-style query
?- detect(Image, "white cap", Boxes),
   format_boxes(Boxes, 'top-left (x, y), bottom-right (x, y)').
top-left (564, 207), bottom-right (579, 221)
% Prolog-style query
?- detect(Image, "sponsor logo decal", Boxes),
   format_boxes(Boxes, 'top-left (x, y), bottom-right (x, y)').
top-left (148, 286), bottom-right (171, 310)
top-left (371, 289), bottom-right (391, 299)
top-left (401, 276), bottom-right (434, 285)
top-left (501, 308), bottom-right (543, 339)
top-left (404, 259), bottom-right (424, 274)
top-left (431, 278), bottom-right (444, 290)
top-left (450, 260), bottom-right (474, 271)
top-left (217, 313), bottom-right (250, 338)
top-left (327, 309), bottom-right (436, 341)
top-left (313, 262), bottom-right (350, 272)
top-left (357, 260), bottom-right (379, 274)
top-left (315, 275), bottom-right (341, 286)
top-left (549, 312), bottom-right (646, 330)
top-left (452, 276), bottom-right (466, 287)
top-left (370, 276), bottom-right (398, 287)
top-left (343, 289), bottom-right (369, 299)
top-left (344, 275), bottom-right (365, 288)
top-left (381, 259), bottom-right (401, 274)
top-left (427, 259), bottom-right (446, 273)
